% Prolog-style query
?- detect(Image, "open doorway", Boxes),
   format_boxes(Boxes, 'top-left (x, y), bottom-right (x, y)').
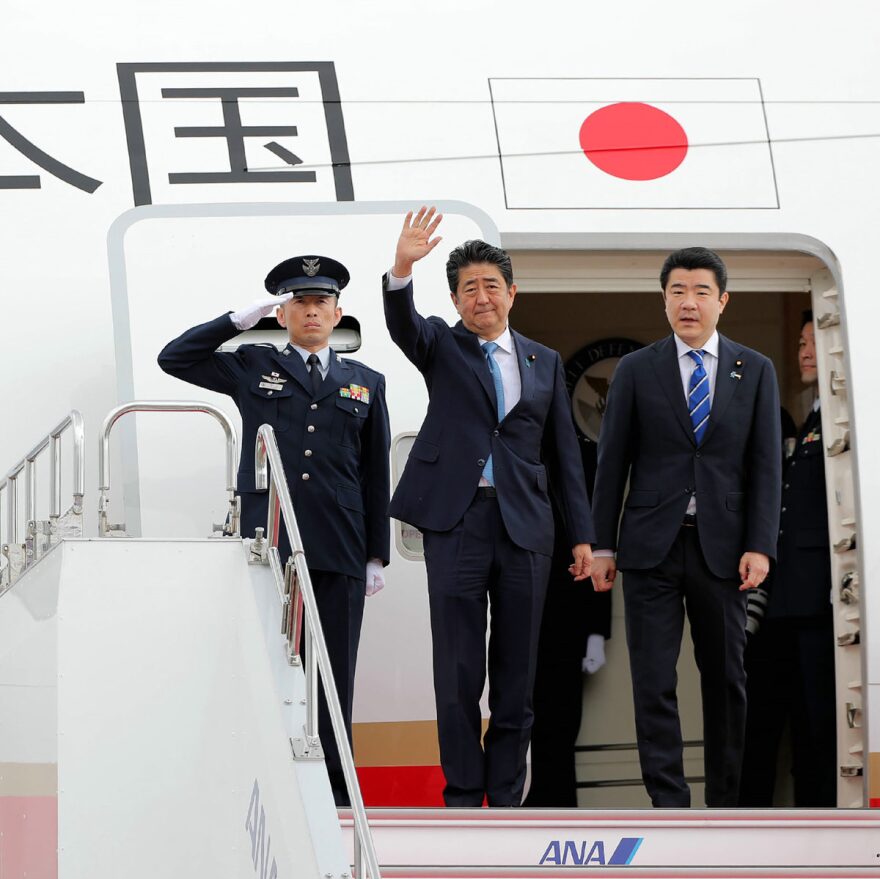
top-left (508, 247), bottom-right (852, 808)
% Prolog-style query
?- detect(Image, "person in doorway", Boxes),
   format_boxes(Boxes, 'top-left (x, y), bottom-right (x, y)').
top-left (739, 311), bottom-right (837, 807)
top-left (590, 246), bottom-right (782, 807)
top-left (383, 207), bottom-right (595, 807)
top-left (524, 436), bottom-right (611, 808)
top-left (158, 256), bottom-right (391, 806)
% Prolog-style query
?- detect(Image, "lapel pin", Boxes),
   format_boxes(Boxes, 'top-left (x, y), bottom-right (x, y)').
top-left (526, 354), bottom-right (536, 367)
top-left (730, 370), bottom-right (742, 380)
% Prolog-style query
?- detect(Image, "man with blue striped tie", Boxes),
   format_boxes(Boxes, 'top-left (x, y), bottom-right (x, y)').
top-left (383, 207), bottom-right (595, 807)
top-left (591, 247), bottom-right (782, 808)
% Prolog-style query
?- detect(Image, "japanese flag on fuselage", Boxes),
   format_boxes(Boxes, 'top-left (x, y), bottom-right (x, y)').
top-left (489, 78), bottom-right (778, 209)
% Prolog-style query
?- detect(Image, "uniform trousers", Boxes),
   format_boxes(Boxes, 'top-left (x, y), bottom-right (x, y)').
top-left (623, 524), bottom-right (748, 807)
top-left (241, 491), bottom-right (365, 806)
top-left (421, 490), bottom-right (551, 807)
top-left (739, 615), bottom-right (837, 806)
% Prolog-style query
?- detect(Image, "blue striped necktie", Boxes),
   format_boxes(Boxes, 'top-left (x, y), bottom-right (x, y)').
top-left (687, 349), bottom-right (710, 444)
top-left (481, 341), bottom-right (505, 485)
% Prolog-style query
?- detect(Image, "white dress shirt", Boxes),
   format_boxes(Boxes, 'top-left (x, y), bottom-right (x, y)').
top-left (480, 328), bottom-right (521, 416)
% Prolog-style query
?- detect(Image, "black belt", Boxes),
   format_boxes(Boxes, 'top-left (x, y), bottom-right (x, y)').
top-left (476, 486), bottom-right (497, 499)
top-left (682, 513), bottom-right (697, 527)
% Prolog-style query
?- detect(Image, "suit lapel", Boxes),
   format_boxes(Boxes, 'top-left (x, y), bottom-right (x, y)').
top-left (272, 346), bottom-right (311, 394)
top-left (452, 322), bottom-right (497, 411)
top-left (509, 329), bottom-right (535, 414)
top-left (701, 335), bottom-right (742, 444)
top-left (651, 335), bottom-right (695, 444)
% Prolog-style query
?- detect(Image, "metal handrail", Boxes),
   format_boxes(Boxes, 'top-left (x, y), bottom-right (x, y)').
top-left (98, 401), bottom-right (239, 537)
top-left (0, 410), bottom-right (85, 545)
top-left (255, 424), bottom-right (381, 879)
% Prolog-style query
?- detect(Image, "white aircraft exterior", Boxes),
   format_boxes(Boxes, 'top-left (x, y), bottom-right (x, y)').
top-left (2, 0), bottom-right (879, 872)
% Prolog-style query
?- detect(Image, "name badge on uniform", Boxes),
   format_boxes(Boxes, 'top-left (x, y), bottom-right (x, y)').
top-left (259, 381), bottom-right (285, 391)
top-left (339, 383), bottom-right (370, 403)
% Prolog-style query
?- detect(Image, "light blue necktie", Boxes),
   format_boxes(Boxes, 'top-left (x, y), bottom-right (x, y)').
top-left (687, 349), bottom-right (710, 445)
top-left (481, 341), bottom-right (506, 485)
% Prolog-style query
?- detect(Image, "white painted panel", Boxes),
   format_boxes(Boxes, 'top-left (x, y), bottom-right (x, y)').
top-left (56, 538), bottom-right (344, 879)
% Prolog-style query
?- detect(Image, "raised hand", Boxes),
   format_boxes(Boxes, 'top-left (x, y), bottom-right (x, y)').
top-left (230, 291), bottom-right (294, 331)
top-left (393, 206), bottom-right (443, 277)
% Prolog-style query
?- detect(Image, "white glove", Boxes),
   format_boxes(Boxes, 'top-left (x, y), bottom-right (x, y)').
top-left (365, 559), bottom-right (385, 596)
top-left (230, 291), bottom-right (293, 331)
top-left (582, 634), bottom-right (606, 675)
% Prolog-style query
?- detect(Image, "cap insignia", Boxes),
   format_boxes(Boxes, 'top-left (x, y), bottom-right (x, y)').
top-left (303, 258), bottom-right (320, 277)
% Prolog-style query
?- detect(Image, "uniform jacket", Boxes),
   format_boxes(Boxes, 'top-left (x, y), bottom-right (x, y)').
top-left (157, 313), bottom-right (390, 578)
top-left (592, 333), bottom-right (782, 580)
top-left (766, 405), bottom-right (832, 618)
top-left (383, 277), bottom-right (594, 556)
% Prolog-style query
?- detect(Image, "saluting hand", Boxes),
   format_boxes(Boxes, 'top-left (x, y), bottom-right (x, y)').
top-left (230, 291), bottom-right (293, 331)
top-left (738, 551), bottom-right (770, 591)
top-left (393, 206), bottom-right (443, 278)
top-left (568, 543), bottom-right (593, 582)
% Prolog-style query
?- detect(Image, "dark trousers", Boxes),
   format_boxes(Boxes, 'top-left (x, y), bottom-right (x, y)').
top-left (522, 652), bottom-right (583, 807)
top-left (241, 491), bottom-right (365, 806)
top-left (623, 525), bottom-right (748, 807)
top-left (739, 615), bottom-right (837, 807)
top-left (422, 492), bottom-right (552, 807)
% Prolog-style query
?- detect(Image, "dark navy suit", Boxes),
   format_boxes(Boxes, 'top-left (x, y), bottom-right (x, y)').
top-left (158, 313), bottom-right (390, 802)
top-left (384, 278), bottom-right (594, 806)
top-left (592, 333), bottom-right (781, 806)
top-left (740, 404), bottom-right (837, 806)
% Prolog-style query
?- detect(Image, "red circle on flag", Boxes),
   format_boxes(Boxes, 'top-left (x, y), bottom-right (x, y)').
top-left (579, 102), bottom-right (688, 181)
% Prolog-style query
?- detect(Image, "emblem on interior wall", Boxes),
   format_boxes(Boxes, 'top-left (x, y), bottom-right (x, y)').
top-left (564, 338), bottom-right (643, 442)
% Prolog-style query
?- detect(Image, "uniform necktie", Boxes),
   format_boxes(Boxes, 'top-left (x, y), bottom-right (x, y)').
top-left (307, 353), bottom-right (323, 398)
top-left (687, 349), bottom-right (710, 445)
top-left (481, 341), bottom-right (505, 485)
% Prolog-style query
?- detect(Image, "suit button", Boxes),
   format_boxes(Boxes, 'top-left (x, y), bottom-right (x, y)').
top-left (493, 430), bottom-right (500, 437)
top-left (307, 425), bottom-right (315, 433)
top-left (310, 403), bottom-right (318, 410)
top-left (779, 529), bottom-right (783, 536)
top-left (354, 406), bottom-right (359, 414)
top-left (304, 449), bottom-right (312, 457)
top-left (267, 390), bottom-right (274, 395)
top-left (784, 483), bottom-right (790, 489)
top-left (781, 507), bottom-right (786, 513)
top-left (477, 458), bottom-right (486, 467)
top-left (301, 473), bottom-right (310, 481)
top-left (695, 451), bottom-right (702, 458)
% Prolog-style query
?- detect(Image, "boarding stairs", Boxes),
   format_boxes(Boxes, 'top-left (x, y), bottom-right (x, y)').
top-left (1, 404), bottom-right (879, 879)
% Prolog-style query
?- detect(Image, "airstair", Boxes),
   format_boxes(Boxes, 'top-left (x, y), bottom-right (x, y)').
top-left (0, 403), bottom-right (379, 879)
top-left (2, 404), bottom-right (880, 879)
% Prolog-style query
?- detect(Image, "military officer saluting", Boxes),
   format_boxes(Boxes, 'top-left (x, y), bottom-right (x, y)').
top-left (158, 255), bottom-right (391, 805)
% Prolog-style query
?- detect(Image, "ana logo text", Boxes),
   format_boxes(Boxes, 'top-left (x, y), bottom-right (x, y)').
top-left (539, 837), bottom-right (644, 867)
top-left (245, 779), bottom-right (279, 879)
